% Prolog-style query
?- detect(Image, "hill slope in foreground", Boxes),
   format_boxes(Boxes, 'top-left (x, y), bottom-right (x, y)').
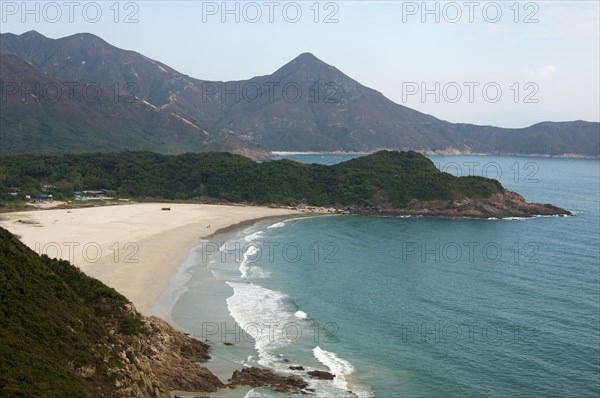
top-left (0, 226), bottom-right (221, 396)
top-left (0, 151), bottom-right (570, 218)
top-left (0, 227), bottom-right (316, 396)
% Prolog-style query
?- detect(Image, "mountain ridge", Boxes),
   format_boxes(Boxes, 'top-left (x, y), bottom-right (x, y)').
top-left (1, 31), bottom-right (598, 157)
top-left (0, 50), bottom-right (270, 159)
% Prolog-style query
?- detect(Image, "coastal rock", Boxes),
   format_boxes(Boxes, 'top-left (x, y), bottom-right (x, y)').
top-left (447, 190), bottom-right (571, 218)
top-left (349, 189), bottom-right (571, 219)
top-left (229, 367), bottom-right (308, 394)
top-left (111, 316), bottom-right (224, 397)
top-left (289, 366), bottom-right (305, 371)
top-left (307, 370), bottom-right (335, 380)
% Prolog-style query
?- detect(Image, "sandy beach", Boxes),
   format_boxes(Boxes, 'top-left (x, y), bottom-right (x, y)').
top-left (0, 203), bottom-right (300, 314)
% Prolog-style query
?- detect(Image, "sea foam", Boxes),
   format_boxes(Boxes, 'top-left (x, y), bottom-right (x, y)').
top-left (239, 245), bottom-right (260, 278)
top-left (226, 282), bottom-right (297, 356)
top-left (244, 231), bottom-right (263, 241)
top-left (294, 310), bottom-right (308, 319)
top-left (313, 347), bottom-right (373, 397)
top-left (267, 221), bottom-right (286, 229)
top-left (313, 346), bottom-right (354, 391)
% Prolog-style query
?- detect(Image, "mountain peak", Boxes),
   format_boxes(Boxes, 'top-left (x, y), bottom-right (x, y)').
top-left (8, 30), bottom-right (50, 44)
top-left (20, 30), bottom-right (47, 38)
top-left (274, 52), bottom-right (337, 78)
top-left (288, 52), bottom-right (328, 67)
top-left (63, 32), bottom-right (109, 45)
top-left (294, 52), bottom-right (319, 61)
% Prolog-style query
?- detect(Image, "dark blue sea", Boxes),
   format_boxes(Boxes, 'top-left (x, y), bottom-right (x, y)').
top-left (162, 155), bottom-right (599, 397)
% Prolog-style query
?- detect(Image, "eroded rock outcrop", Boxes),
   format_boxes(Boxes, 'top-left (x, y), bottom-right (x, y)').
top-left (229, 367), bottom-right (309, 394)
top-left (107, 315), bottom-right (224, 397)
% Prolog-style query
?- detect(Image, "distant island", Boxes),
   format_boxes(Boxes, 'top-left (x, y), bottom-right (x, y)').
top-left (0, 151), bottom-right (570, 218)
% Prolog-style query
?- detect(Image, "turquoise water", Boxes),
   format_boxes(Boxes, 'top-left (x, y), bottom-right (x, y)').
top-left (167, 155), bottom-right (599, 397)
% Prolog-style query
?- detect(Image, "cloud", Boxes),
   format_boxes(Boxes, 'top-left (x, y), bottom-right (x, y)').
top-left (536, 65), bottom-right (559, 79)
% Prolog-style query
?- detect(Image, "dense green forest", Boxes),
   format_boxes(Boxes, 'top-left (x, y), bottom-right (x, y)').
top-left (0, 151), bottom-right (503, 208)
top-left (0, 227), bottom-right (145, 396)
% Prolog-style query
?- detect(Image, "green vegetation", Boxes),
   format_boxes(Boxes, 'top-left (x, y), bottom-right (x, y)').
top-left (0, 227), bottom-right (145, 396)
top-left (0, 151), bottom-right (503, 209)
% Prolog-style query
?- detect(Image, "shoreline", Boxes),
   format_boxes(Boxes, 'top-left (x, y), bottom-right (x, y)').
top-left (0, 203), bottom-right (301, 315)
top-left (152, 218), bottom-right (276, 383)
top-left (149, 213), bottom-right (312, 325)
top-left (275, 189), bottom-right (572, 219)
top-left (158, 214), bottom-right (373, 397)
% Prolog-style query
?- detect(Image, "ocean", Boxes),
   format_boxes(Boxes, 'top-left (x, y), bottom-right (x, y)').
top-left (155, 155), bottom-right (599, 397)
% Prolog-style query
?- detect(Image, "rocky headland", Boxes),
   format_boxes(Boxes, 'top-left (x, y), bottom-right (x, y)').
top-left (292, 189), bottom-right (571, 219)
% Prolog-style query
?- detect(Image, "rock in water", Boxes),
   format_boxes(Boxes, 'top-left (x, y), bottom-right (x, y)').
top-left (229, 367), bottom-right (308, 394)
top-left (308, 370), bottom-right (336, 380)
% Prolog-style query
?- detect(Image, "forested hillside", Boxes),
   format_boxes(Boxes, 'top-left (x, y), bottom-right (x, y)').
top-left (0, 151), bottom-right (503, 208)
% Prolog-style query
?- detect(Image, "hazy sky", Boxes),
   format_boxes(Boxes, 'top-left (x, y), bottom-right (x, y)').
top-left (1, 0), bottom-right (599, 127)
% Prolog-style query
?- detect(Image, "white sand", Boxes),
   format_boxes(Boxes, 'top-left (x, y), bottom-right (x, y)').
top-left (0, 203), bottom-right (299, 314)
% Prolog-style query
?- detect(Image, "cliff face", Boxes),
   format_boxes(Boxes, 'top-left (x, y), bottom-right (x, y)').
top-left (108, 315), bottom-right (224, 397)
top-left (74, 313), bottom-right (324, 397)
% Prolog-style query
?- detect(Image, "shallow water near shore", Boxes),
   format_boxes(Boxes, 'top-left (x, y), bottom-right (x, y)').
top-left (162, 155), bottom-right (599, 397)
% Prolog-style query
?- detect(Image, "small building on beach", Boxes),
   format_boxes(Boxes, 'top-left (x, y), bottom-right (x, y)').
top-left (29, 194), bottom-right (53, 203)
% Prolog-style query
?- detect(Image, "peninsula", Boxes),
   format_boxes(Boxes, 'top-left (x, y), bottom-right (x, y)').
top-left (0, 150), bottom-right (570, 219)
